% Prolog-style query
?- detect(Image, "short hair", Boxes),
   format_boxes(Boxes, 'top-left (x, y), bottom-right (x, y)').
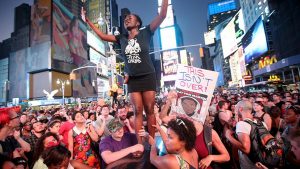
top-left (167, 117), bottom-right (196, 151)
top-left (236, 100), bottom-right (253, 112)
top-left (72, 111), bottom-right (82, 121)
top-left (131, 13), bottom-right (143, 29)
top-left (42, 145), bottom-right (71, 167)
top-left (218, 101), bottom-right (226, 109)
top-left (181, 97), bottom-right (197, 106)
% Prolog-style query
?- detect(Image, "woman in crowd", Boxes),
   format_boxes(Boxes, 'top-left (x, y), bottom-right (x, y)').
top-left (253, 101), bottom-right (272, 130)
top-left (47, 119), bottom-right (63, 140)
top-left (68, 111), bottom-right (100, 168)
top-left (150, 117), bottom-right (198, 169)
top-left (42, 145), bottom-right (92, 169)
top-left (193, 120), bottom-right (230, 169)
top-left (81, 0), bottom-right (169, 143)
top-left (269, 106), bottom-right (285, 141)
top-left (32, 132), bottom-right (60, 169)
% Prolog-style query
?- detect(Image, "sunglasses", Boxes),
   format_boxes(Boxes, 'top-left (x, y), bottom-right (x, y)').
top-left (176, 118), bottom-right (188, 131)
top-left (287, 105), bottom-right (300, 112)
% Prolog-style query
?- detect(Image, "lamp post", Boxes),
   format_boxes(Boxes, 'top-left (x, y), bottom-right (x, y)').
top-left (56, 79), bottom-right (70, 105)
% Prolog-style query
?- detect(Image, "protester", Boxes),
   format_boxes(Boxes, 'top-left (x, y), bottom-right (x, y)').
top-left (193, 120), bottom-right (230, 169)
top-left (116, 105), bottom-right (135, 133)
top-left (94, 104), bottom-right (114, 138)
top-left (99, 119), bottom-right (144, 167)
top-left (82, 0), bottom-right (169, 143)
top-left (150, 117), bottom-right (198, 169)
top-left (68, 111), bottom-right (100, 168)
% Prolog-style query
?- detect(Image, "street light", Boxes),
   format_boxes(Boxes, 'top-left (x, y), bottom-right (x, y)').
top-left (56, 79), bottom-right (70, 105)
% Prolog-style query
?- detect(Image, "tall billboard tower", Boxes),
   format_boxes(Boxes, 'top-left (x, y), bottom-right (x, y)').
top-left (157, 0), bottom-right (185, 89)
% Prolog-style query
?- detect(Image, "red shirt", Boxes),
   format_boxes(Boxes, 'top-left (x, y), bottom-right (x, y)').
top-left (59, 121), bottom-right (75, 147)
top-left (195, 131), bottom-right (213, 169)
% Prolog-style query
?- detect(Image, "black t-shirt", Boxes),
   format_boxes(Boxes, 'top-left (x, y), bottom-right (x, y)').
top-left (116, 25), bottom-right (155, 76)
top-left (0, 136), bottom-right (21, 157)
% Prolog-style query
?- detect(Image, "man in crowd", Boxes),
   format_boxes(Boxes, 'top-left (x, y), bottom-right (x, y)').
top-left (116, 105), bottom-right (135, 133)
top-left (99, 119), bottom-right (144, 167)
top-left (272, 93), bottom-right (285, 109)
top-left (224, 100), bottom-right (256, 169)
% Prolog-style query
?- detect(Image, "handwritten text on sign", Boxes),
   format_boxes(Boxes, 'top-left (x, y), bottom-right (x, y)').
top-left (178, 66), bottom-right (214, 93)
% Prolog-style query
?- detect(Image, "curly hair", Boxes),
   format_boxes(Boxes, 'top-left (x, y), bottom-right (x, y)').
top-left (168, 117), bottom-right (196, 151)
top-left (32, 132), bottom-right (59, 167)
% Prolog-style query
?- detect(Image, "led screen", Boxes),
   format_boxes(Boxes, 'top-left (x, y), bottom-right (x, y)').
top-left (221, 10), bottom-right (245, 58)
top-left (242, 17), bottom-right (268, 64)
top-left (87, 30), bottom-right (105, 54)
top-left (160, 26), bottom-right (177, 50)
top-left (208, 0), bottom-right (237, 16)
top-left (158, 5), bottom-right (174, 28)
top-left (52, 0), bottom-right (88, 73)
top-left (31, 0), bottom-right (51, 46)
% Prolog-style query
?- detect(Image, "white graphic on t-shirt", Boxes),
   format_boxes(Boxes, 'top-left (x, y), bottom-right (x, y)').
top-left (125, 38), bottom-right (142, 63)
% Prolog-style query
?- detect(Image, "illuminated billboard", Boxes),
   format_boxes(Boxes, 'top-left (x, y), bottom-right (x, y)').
top-left (160, 26), bottom-right (177, 50)
top-left (52, 0), bottom-right (88, 73)
top-left (221, 10), bottom-right (245, 58)
top-left (31, 0), bottom-right (51, 46)
top-left (204, 30), bottom-right (216, 45)
top-left (158, 0), bottom-right (172, 6)
top-left (162, 50), bottom-right (178, 77)
top-left (242, 17), bottom-right (268, 64)
top-left (89, 48), bottom-right (108, 77)
top-left (229, 47), bottom-right (244, 85)
top-left (72, 68), bottom-right (97, 98)
top-left (158, 5), bottom-right (174, 28)
top-left (180, 50), bottom-right (188, 65)
top-left (87, 31), bottom-right (105, 54)
top-left (208, 0), bottom-right (237, 16)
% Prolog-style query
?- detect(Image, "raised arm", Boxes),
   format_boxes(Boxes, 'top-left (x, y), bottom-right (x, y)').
top-left (81, 7), bottom-right (117, 42)
top-left (150, 0), bottom-right (168, 32)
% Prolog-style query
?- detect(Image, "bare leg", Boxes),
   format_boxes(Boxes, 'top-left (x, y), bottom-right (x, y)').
top-left (142, 90), bottom-right (156, 139)
top-left (130, 92), bottom-right (144, 144)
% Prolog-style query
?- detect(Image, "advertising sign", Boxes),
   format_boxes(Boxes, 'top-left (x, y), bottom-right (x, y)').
top-left (31, 0), bottom-right (51, 46)
top-left (52, 0), bottom-right (88, 72)
top-left (174, 65), bottom-right (219, 123)
top-left (160, 26), bottom-right (177, 50)
top-left (204, 30), bottom-right (216, 45)
top-left (242, 17), bottom-right (268, 64)
top-left (162, 50), bottom-right (178, 77)
top-left (221, 10), bottom-right (245, 58)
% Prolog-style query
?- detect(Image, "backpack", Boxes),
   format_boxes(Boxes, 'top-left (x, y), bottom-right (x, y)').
top-left (244, 119), bottom-right (283, 168)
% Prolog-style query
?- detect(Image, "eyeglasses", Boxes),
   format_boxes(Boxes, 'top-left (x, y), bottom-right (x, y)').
top-left (10, 115), bottom-right (20, 120)
top-left (176, 118), bottom-right (188, 131)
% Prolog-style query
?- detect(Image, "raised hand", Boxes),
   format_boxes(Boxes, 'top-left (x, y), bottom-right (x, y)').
top-left (81, 7), bottom-right (86, 22)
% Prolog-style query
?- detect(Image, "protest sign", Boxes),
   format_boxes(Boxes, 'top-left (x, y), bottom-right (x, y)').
top-left (174, 64), bottom-right (219, 123)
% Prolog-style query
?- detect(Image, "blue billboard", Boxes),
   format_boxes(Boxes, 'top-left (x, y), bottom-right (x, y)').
top-left (242, 17), bottom-right (268, 64)
top-left (208, 0), bottom-right (237, 16)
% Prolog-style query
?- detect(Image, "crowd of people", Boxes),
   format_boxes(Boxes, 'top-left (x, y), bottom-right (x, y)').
top-left (0, 89), bottom-right (299, 169)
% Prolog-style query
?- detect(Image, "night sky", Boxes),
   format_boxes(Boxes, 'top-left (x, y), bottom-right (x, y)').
top-left (0, 0), bottom-right (219, 67)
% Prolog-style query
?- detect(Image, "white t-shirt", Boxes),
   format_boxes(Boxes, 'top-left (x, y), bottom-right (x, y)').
top-left (235, 118), bottom-right (267, 136)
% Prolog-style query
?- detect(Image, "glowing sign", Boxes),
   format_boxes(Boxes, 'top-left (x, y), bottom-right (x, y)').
top-left (258, 55), bottom-right (277, 69)
top-left (158, 5), bottom-right (174, 28)
top-left (160, 26), bottom-right (177, 50)
top-left (268, 75), bottom-right (280, 82)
